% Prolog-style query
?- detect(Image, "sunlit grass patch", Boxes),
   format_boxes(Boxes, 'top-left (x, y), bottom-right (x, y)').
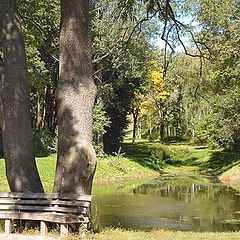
top-left (0, 159), bottom-right (9, 191)
top-left (63, 228), bottom-right (240, 240)
top-left (36, 154), bottom-right (56, 192)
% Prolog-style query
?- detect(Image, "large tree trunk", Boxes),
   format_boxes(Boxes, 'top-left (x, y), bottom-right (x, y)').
top-left (0, 58), bottom-right (3, 157)
top-left (54, 0), bottom-right (97, 195)
top-left (0, 0), bottom-right (44, 192)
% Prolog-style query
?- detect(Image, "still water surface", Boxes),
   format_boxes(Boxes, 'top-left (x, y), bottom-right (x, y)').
top-left (93, 175), bottom-right (240, 231)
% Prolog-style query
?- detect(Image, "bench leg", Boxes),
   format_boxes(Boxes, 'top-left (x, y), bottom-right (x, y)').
top-left (60, 223), bottom-right (68, 237)
top-left (5, 219), bottom-right (12, 234)
top-left (40, 221), bottom-right (48, 236)
top-left (79, 222), bottom-right (88, 236)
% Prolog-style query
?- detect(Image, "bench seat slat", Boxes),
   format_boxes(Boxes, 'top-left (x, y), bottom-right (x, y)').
top-left (0, 212), bottom-right (89, 224)
top-left (0, 192), bottom-right (91, 201)
top-left (0, 205), bottom-right (87, 214)
top-left (0, 199), bottom-right (90, 208)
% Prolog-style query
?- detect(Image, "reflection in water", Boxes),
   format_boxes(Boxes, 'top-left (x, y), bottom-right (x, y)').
top-left (93, 175), bottom-right (240, 231)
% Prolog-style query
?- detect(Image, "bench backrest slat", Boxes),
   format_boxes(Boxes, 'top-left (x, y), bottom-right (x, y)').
top-left (0, 192), bottom-right (91, 201)
top-left (0, 199), bottom-right (90, 207)
top-left (0, 192), bottom-right (91, 217)
top-left (0, 192), bottom-right (91, 223)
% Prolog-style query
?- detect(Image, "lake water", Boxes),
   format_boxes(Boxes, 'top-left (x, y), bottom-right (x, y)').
top-left (92, 174), bottom-right (240, 231)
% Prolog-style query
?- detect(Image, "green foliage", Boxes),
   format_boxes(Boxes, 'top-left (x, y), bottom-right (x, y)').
top-left (164, 135), bottom-right (187, 143)
top-left (103, 79), bottom-right (138, 153)
top-left (148, 130), bottom-right (159, 142)
top-left (11, 0), bottom-right (240, 155)
top-left (183, 0), bottom-right (240, 151)
top-left (183, 88), bottom-right (240, 151)
top-left (33, 130), bottom-right (57, 157)
top-left (16, 1), bottom-right (60, 134)
top-left (91, 0), bottom-right (157, 153)
top-left (93, 100), bottom-right (110, 146)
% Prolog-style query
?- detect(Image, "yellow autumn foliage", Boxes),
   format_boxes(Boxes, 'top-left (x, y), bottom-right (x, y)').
top-left (150, 69), bottom-right (170, 100)
top-left (130, 61), bottom-right (170, 120)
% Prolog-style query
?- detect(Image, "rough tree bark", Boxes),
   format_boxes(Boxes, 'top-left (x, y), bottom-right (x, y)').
top-left (54, 0), bottom-right (97, 195)
top-left (0, 0), bottom-right (44, 192)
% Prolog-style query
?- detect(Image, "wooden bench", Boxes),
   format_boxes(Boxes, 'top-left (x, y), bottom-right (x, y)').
top-left (0, 192), bottom-right (92, 237)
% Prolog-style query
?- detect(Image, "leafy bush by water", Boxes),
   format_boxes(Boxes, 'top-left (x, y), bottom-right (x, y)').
top-left (149, 143), bottom-right (170, 161)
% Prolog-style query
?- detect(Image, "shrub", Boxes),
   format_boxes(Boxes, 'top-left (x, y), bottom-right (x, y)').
top-left (169, 146), bottom-right (190, 162)
top-left (149, 143), bottom-right (170, 161)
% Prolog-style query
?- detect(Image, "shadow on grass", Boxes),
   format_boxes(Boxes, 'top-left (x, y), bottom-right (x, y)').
top-left (182, 157), bottom-right (199, 166)
top-left (122, 142), bottom-right (240, 174)
top-left (180, 148), bottom-right (240, 173)
top-left (200, 151), bottom-right (240, 172)
top-left (165, 158), bottom-right (184, 166)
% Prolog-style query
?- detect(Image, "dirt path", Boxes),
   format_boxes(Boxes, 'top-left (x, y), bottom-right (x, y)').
top-left (0, 234), bottom-right (57, 240)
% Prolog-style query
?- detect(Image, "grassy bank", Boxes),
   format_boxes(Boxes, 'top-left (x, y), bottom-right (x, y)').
top-left (0, 148), bottom-right (159, 192)
top-left (162, 144), bottom-right (240, 186)
top-left (122, 142), bottom-right (240, 174)
top-left (0, 142), bottom-right (240, 191)
top-left (167, 144), bottom-right (240, 173)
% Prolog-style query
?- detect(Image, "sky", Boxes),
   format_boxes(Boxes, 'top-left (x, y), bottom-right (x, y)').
top-left (153, 15), bottom-right (200, 52)
top-left (156, 35), bottom-right (191, 52)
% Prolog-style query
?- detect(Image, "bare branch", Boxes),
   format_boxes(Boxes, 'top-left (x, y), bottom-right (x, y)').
top-left (157, 0), bottom-right (211, 60)
top-left (93, 46), bottom-right (116, 64)
top-left (125, 9), bottom-right (159, 46)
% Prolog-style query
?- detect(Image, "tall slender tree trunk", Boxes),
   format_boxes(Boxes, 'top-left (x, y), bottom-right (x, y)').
top-left (36, 90), bottom-right (42, 130)
top-left (54, 0), bottom-right (97, 195)
top-left (158, 109), bottom-right (165, 141)
top-left (0, 0), bottom-right (43, 192)
top-left (132, 110), bottom-right (139, 144)
top-left (41, 86), bottom-right (48, 129)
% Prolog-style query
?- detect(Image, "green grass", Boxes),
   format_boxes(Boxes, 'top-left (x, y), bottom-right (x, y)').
top-left (167, 144), bottom-right (240, 173)
top-left (0, 228), bottom-right (239, 240)
top-left (63, 228), bottom-right (240, 240)
top-left (0, 160), bottom-right (8, 191)
top-left (0, 155), bottom-right (57, 192)
top-left (0, 150), bottom-right (159, 193)
top-left (94, 154), bottom-right (158, 182)
top-left (37, 154), bottom-right (56, 192)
